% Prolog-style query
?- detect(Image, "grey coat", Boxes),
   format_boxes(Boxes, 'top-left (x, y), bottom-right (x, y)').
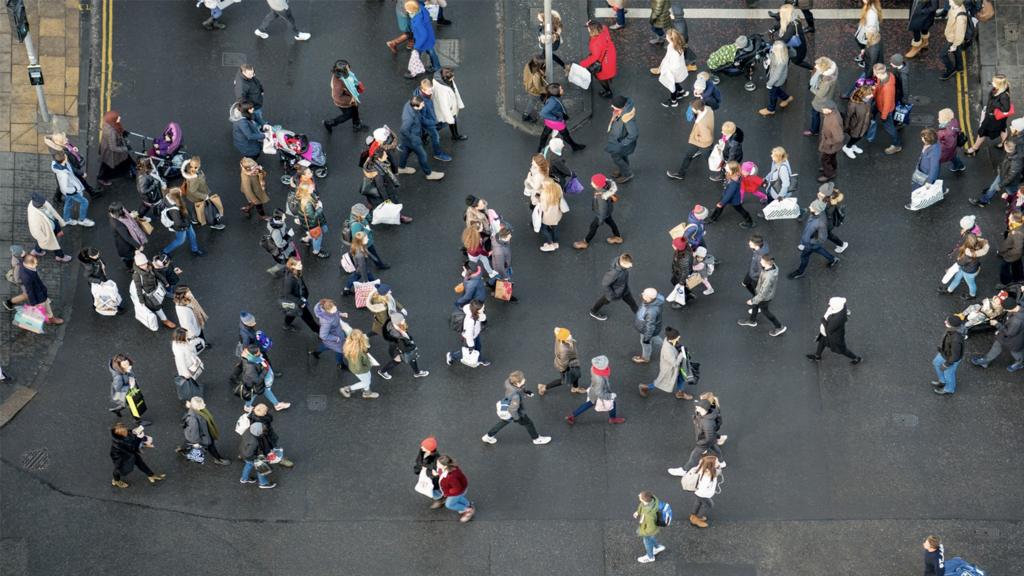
top-left (182, 410), bottom-right (212, 447)
top-left (108, 361), bottom-right (133, 403)
top-left (601, 257), bottom-right (630, 300)
top-left (809, 66), bottom-right (838, 112)
top-left (503, 378), bottom-right (527, 421)
top-left (586, 373), bottom-right (614, 403)
top-left (633, 295), bottom-right (665, 340)
top-left (653, 340), bottom-right (686, 392)
top-left (766, 52), bottom-right (789, 89)
top-left (748, 241), bottom-right (770, 280)
top-left (750, 265), bottom-right (779, 304)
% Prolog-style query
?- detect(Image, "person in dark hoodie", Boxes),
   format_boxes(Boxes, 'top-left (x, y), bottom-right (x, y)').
top-left (377, 313), bottom-right (430, 380)
top-left (324, 59), bottom-right (368, 134)
top-left (231, 311), bottom-right (279, 384)
top-left (396, 96), bottom-right (445, 181)
top-left (414, 436), bottom-right (445, 508)
top-left (134, 159), bottom-right (165, 220)
top-left (238, 421), bottom-right (276, 489)
top-left (669, 398), bottom-right (723, 473)
top-left (481, 370), bottom-right (552, 445)
top-left (706, 162), bottom-right (754, 228)
top-left (711, 121), bottom-right (743, 182)
top-left (590, 253), bottom-right (638, 321)
top-left (240, 344), bottom-right (291, 412)
top-left (921, 535), bottom-right (945, 576)
top-left (574, 173), bottom-right (623, 249)
top-left (788, 200), bottom-right (839, 279)
top-left (970, 296), bottom-right (1024, 371)
top-left (110, 421), bottom-right (164, 489)
top-left (230, 100), bottom-right (264, 161)
top-left (737, 254), bottom-right (787, 336)
top-left (932, 315), bottom-right (966, 395)
top-left (310, 298), bottom-right (348, 367)
top-left (605, 96), bottom-right (639, 184)
top-left (413, 78), bottom-right (450, 162)
top-left (667, 236), bottom-right (694, 308)
top-left (234, 64), bottom-right (266, 125)
top-left (249, 402), bottom-right (294, 468)
top-left (280, 257), bottom-right (318, 333)
top-left (177, 396), bottom-right (231, 465)
top-left (633, 288), bottom-right (665, 363)
top-left (106, 203), bottom-right (147, 270)
top-left (742, 235), bottom-right (770, 295)
top-left (807, 296), bottom-right (862, 364)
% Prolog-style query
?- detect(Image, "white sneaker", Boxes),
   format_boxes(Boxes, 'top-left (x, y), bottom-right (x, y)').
top-left (487, 269), bottom-right (499, 278)
top-left (638, 555), bottom-right (655, 564)
top-left (397, 166), bottom-right (416, 175)
top-left (540, 243), bottom-right (557, 252)
top-left (717, 435), bottom-right (729, 445)
top-left (254, 28), bottom-right (269, 38)
top-left (294, 32), bottom-right (311, 41)
top-left (851, 145), bottom-right (864, 154)
top-left (842, 146), bottom-right (856, 159)
top-left (797, 244), bottom-right (805, 251)
top-left (78, 218), bottom-right (95, 227)
top-left (653, 544), bottom-right (666, 556)
top-left (66, 219), bottom-right (79, 226)
top-left (425, 171), bottom-right (445, 181)
top-left (667, 467), bottom-right (686, 477)
top-left (835, 241), bottom-right (849, 253)
top-left (481, 434), bottom-right (497, 445)
top-left (702, 287), bottom-right (715, 296)
top-left (532, 436), bottom-right (551, 445)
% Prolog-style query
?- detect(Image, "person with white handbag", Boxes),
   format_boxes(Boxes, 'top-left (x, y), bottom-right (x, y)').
top-left (688, 453), bottom-right (725, 528)
top-left (565, 355), bottom-right (625, 425)
top-left (446, 301), bottom-right (490, 368)
top-left (413, 436), bottom-right (444, 508)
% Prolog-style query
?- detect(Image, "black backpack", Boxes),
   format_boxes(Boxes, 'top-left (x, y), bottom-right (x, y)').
top-left (340, 217), bottom-right (353, 245)
top-left (959, 11), bottom-right (976, 47)
top-left (450, 307), bottom-right (466, 332)
top-left (259, 234), bottom-right (278, 256)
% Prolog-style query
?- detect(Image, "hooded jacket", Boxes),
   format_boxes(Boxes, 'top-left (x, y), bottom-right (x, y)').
top-left (432, 72), bottom-right (465, 125)
top-left (314, 301), bottom-right (346, 354)
top-left (693, 406), bottom-right (720, 449)
top-left (750, 264), bottom-right (779, 304)
top-left (999, 227), bottom-right (1024, 263)
top-left (684, 210), bottom-right (706, 246)
top-left (591, 181), bottom-right (617, 220)
top-left (455, 267), bottom-right (488, 308)
top-left (502, 377), bottom-right (528, 421)
top-left (586, 370), bottom-right (614, 404)
top-left (845, 99), bottom-right (872, 138)
top-left (109, 360), bottom-right (133, 402)
top-left (722, 128), bottom-right (744, 163)
top-left (411, 4), bottom-right (436, 52)
top-left (182, 409), bottom-right (213, 447)
top-left (605, 100), bottom-right (638, 156)
top-left (748, 241), bottom-right (770, 280)
top-left (553, 339), bottom-right (580, 372)
top-left (801, 212), bottom-right (828, 246)
top-left (240, 349), bottom-right (270, 397)
top-left (810, 63), bottom-right (838, 112)
top-left (601, 257), bottom-right (631, 300)
top-left (993, 309), bottom-right (1024, 351)
top-left (52, 160), bottom-right (85, 196)
top-left (634, 294), bottom-right (665, 341)
top-left (234, 71), bottom-right (264, 108)
top-left (400, 101), bottom-right (424, 143)
top-left (817, 306), bottom-right (850, 349)
top-left (916, 144), bottom-right (942, 184)
top-left (938, 326), bottom-right (965, 365)
top-left (998, 145), bottom-right (1024, 188)
top-left (230, 104), bottom-right (264, 157)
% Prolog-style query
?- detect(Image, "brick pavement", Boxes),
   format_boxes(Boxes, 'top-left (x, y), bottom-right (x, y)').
top-left (977, 0), bottom-right (1023, 106)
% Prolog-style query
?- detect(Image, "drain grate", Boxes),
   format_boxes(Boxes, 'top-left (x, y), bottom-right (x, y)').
top-left (19, 448), bottom-right (49, 471)
top-left (307, 394), bottom-right (327, 411)
top-left (892, 413), bottom-right (919, 427)
top-left (222, 52), bottom-right (247, 67)
top-left (435, 39), bottom-right (461, 68)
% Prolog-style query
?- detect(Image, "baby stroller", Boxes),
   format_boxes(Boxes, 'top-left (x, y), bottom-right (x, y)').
top-left (957, 285), bottom-right (1020, 333)
top-left (265, 125), bottom-right (328, 185)
top-left (127, 122), bottom-right (189, 180)
top-left (707, 33), bottom-right (771, 92)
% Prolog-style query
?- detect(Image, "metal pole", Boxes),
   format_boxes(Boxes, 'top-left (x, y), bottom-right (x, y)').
top-left (543, 0), bottom-right (553, 83)
top-left (22, 31), bottom-right (51, 124)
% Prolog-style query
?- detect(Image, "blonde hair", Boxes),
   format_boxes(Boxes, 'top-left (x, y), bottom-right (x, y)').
top-left (724, 161), bottom-right (741, 177)
top-left (771, 146), bottom-right (788, 162)
top-left (699, 391), bottom-right (720, 408)
top-left (859, 0), bottom-right (883, 26)
top-left (770, 40), bottom-right (788, 63)
top-left (814, 57), bottom-right (833, 73)
top-left (779, 4), bottom-right (799, 30)
top-left (721, 121), bottom-right (736, 136)
top-left (540, 179), bottom-right (562, 207)
top-left (462, 226), bottom-right (483, 252)
top-left (865, 29), bottom-right (881, 45)
top-left (667, 28), bottom-right (685, 53)
top-left (992, 74), bottom-right (1010, 94)
top-left (343, 329), bottom-right (369, 362)
top-left (350, 231), bottom-right (369, 255)
top-left (296, 182), bottom-right (316, 206)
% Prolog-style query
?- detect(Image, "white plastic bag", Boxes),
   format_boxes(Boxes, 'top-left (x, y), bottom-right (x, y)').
top-left (531, 204), bottom-right (542, 233)
top-left (567, 63), bottom-right (592, 90)
top-left (762, 197), bottom-right (801, 220)
top-left (665, 283), bottom-right (687, 305)
top-left (680, 467), bottom-right (700, 491)
top-left (941, 262), bottom-right (960, 285)
top-left (707, 142), bottom-right (724, 172)
top-left (415, 468), bottom-right (435, 497)
top-left (129, 281), bottom-right (159, 332)
top-left (908, 179), bottom-right (945, 211)
top-left (372, 201), bottom-right (403, 226)
top-left (234, 413), bottom-right (251, 436)
top-left (340, 252), bottom-right (356, 273)
top-left (460, 347), bottom-right (480, 367)
top-left (92, 280), bottom-right (122, 316)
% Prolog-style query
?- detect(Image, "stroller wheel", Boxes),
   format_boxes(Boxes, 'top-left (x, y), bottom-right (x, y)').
top-left (711, 74), bottom-right (721, 85)
top-left (314, 167), bottom-right (329, 179)
top-left (744, 81), bottom-right (757, 92)
top-left (280, 175), bottom-right (294, 186)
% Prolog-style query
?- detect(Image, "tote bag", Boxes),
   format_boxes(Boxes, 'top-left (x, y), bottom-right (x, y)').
top-left (415, 468), bottom-right (435, 497)
top-left (707, 142), bottom-right (724, 172)
top-left (567, 63), bottom-right (592, 90)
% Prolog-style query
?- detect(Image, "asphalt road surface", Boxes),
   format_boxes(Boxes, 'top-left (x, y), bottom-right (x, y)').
top-left (1, 1), bottom-right (1022, 575)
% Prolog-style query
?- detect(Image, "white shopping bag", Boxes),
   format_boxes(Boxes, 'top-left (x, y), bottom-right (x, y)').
top-left (415, 468), bottom-right (435, 497)
top-left (707, 142), bottom-right (724, 172)
top-left (941, 262), bottom-right (960, 285)
top-left (372, 201), bottom-right (403, 226)
top-left (568, 63), bottom-right (592, 90)
top-left (460, 347), bottom-right (480, 367)
top-left (531, 204), bottom-right (542, 233)
top-left (665, 283), bottom-right (687, 305)
top-left (408, 50), bottom-right (426, 77)
top-left (426, 3), bottom-right (440, 20)
top-left (762, 197), bottom-right (801, 220)
top-left (908, 179), bottom-right (946, 211)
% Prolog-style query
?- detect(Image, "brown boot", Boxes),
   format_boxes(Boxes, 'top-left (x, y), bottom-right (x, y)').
top-left (904, 41), bottom-right (923, 59)
top-left (675, 390), bottom-right (693, 400)
top-left (689, 514), bottom-right (708, 528)
top-left (573, 240), bottom-right (589, 250)
top-left (920, 33), bottom-right (930, 49)
top-left (430, 499), bottom-right (445, 509)
top-left (638, 384), bottom-right (649, 397)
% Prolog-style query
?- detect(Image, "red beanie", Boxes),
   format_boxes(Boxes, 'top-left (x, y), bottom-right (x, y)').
top-left (672, 237), bottom-right (688, 251)
top-left (420, 436), bottom-right (437, 452)
top-left (590, 173), bottom-right (607, 189)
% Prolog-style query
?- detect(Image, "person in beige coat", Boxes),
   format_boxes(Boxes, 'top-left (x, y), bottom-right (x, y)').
top-left (536, 180), bottom-right (565, 252)
top-left (818, 101), bottom-right (845, 182)
top-left (27, 193), bottom-right (71, 262)
top-left (182, 157), bottom-right (225, 230)
top-left (239, 157), bottom-right (270, 220)
top-left (98, 110), bottom-right (134, 186)
top-left (666, 98), bottom-right (715, 181)
top-left (638, 327), bottom-right (693, 399)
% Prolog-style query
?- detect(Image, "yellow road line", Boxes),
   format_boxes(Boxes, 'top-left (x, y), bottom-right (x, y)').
top-left (959, 50), bottom-right (975, 145)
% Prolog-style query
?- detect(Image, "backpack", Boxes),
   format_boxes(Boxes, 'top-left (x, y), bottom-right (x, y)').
top-left (259, 234), bottom-right (278, 256)
top-left (341, 217), bottom-right (353, 245)
top-left (496, 397), bottom-right (512, 420)
top-left (160, 205), bottom-right (177, 231)
top-left (959, 11), bottom-right (976, 47)
top-left (655, 499), bottom-right (673, 527)
top-left (450, 307), bottom-right (466, 332)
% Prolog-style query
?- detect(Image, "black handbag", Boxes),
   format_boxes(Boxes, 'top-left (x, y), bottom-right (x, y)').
top-left (586, 61), bottom-right (602, 74)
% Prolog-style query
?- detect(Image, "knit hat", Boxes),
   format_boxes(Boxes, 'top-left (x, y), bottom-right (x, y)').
top-left (420, 436), bottom-right (437, 451)
top-left (809, 199), bottom-right (827, 214)
top-left (693, 77), bottom-right (707, 94)
top-left (946, 315), bottom-right (964, 327)
top-left (672, 237), bottom-right (688, 251)
top-left (376, 283), bottom-right (392, 295)
top-left (373, 127), bottom-right (390, 143)
top-left (591, 355), bottom-right (610, 376)
top-left (249, 422), bottom-right (265, 436)
top-left (554, 327), bottom-right (571, 341)
top-left (889, 53), bottom-right (905, 67)
top-left (591, 173), bottom-right (607, 189)
top-left (734, 35), bottom-right (749, 49)
top-left (692, 204), bottom-right (709, 220)
top-left (695, 399), bottom-right (712, 412)
top-left (133, 252), bottom-right (148, 266)
top-left (1005, 296), bottom-right (1020, 309)
top-left (351, 203), bottom-right (369, 217)
top-left (694, 246), bottom-right (707, 257)
top-left (240, 311), bottom-right (257, 326)
top-left (1011, 117), bottom-right (1024, 134)
top-left (642, 287), bottom-right (658, 301)
top-left (959, 215), bottom-right (976, 230)
top-left (188, 396), bottom-right (206, 410)
top-left (548, 138), bottom-right (564, 154)
top-left (741, 161), bottom-right (757, 175)
top-left (30, 192), bottom-right (46, 208)
top-left (611, 95), bottom-right (627, 109)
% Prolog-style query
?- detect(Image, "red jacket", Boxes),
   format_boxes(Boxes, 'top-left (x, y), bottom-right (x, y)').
top-left (579, 28), bottom-right (617, 81)
top-left (439, 467), bottom-right (468, 497)
top-left (873, 75), bottom-right (896, 120)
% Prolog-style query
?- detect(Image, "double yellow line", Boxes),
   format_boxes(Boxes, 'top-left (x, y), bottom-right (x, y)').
top-left (955, 50), bottom-right (975, 147)
top-left (99, 0), bottom-right (113, 138)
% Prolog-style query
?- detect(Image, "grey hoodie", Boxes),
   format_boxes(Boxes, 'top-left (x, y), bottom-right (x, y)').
top-left (503, 378), bottom-right (527, 421)
top-left (750, 264), bottom-right (779, 305)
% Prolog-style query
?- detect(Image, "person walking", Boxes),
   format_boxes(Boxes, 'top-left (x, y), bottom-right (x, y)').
top-left (264, 209), bottom-right (296, 276)
top-left (51, 152), bottom-right (94, 227)
top-left (574, 173), bottom-right (622, 249)
top-left (377, 313), bottom-right (429, 379)
top-left (535, 180), bottom-right (565, 252)
top-left (238, 422), bottom-right (276, 489)
top-left (936, 108), bottom-right (966, 174)
top-left (655, 28), bottom-right (690, 107)
top-left (414, 436), bottom-right (444, 508)
top-left (281, 257), bottom-right (318, 333)
top-left (177, 397), bottom-right (230, 465)
top-left (807, 297), bottom-right (862, 363)
top-left (159, 188), bottom-right (204, 257)
top-left (230, 101), bottom-right (264, 161)
top-left (667, 237), bottom-right (694, 308)
top-left (108, 354), bottom-right (148, 425)
top-left (605, 96), bottom-right (639, 184)
top-left (171, 328), bottom-right (205, 395)
top-left (788, 200), bottom-right (839, 279)
top-left (407, 1), bottom-right (440, 72)
top-left (231, 311), bottom-right (279, 385)
top-left (931, 315), bottom-right (966, 395)
top-left (969, 138), bottom-right (1023, 207)
top-left (522, 56), bottom-right (547, 123)
top-left (964, 75), bottom-right (1012, 155)
top-left (998, 212), bottom-right (1024, 285)
top-left (579, 21), bottom-right (618, 98)
top-left (741, 235), bottom-right (770, 295)
top-left (238, 158), bottom-right (270, 220)
top-left (432, 68), bottom-right (467, 141)
top-left (341, 232), bottom-right (377, 296)
top-left (922, 536), bottom-right (945, 576)
top-left (666, 98), bottom-right (714, 181)
top-left (311, 298), bottom-right (349, 367)
top-left (712, 121), bottom-right (744, 182)
top-left (537, 9), bottom-right (566, 69)
top-left (804, 58), bottom-right (837, 137)
top-left (777, 4), bottom-right (812, 69)
top-left (938, 0), bottom-right (969, 81)
top-left (677, 398), bottom-right (724, 472)
top-left (240, 344), bottom-right (291, 411)
top-left (818, 102), bottom-right (845, 183)
top-left (110, 422), bottom-right (165, 489)
top-left (339, 329), bottom-right (380, 399)
top-left (397, 97), bottom-right (445, 180)
top-left (295, 182), bottom-right (328, 259)
top-left (760, 41), bottom-right (793, 116)
top-left (135, 159), bottom-right (165, 220)
top-left (906, 128), bottom-right (942, 209)
top-left (538, 83), bottom-right (585, 152)
top-left (868, 64), bottom-right (903, 154)
top-left (537, 327), bottom-right (584, 396)
top-left (639, 327), bottom-right (695, 399)
top-left (22, 255), bottom-right (65, 328)
top-left (905, 0), bottom-right (938, 59)
top-left (181, 156), bottom-right (225, 231)
top-left (26, 193), bottom-right (71, 262)
top-left (254, 0), bottom-right (310, 41)
top-left (843, 85), bottom-right (874, 159)
top-left (688, 454), bottom-right (725, 528)
top-left (970, 296), bottom-right (1024, 371)
top-left (368, 284), bottom-right (405, 336)
top-left (248, 402), bottom-right (294, 469)
top-left (940, 233), bottom-right (989, 300)
top-left (350, 204), bottom-right (392, 270)
top-left (706, 162), bottom-right (754, 228)
top-left (173, 285), bottom-right (208, 345)
top-left (386, 0), bottom-right (414, 54)
top-left (45, 132), bottom-right (98, 199)
top-left (738, 254), bottom-right (787, 336)
top-left (447, 300), bottom-right (490, 368)
top-left (437, 455), bottom-right (476, 522)
top-left (590, 253), bottom-right (638, 320)
top-left (107, 202), bottom-right (147, 270)
top-left (633, 288), bottom-right (665, 363)
top-left (633, 492), bottom-right (666, 563)
top-left (98, 111), bottom-right (134, 186)
top-left (566, 355), bottom-right (625, 425)
top-left (817, 183), bottom-right (849, 253)
top-left (482, 370), bottom-right (552, 445)
top-left (234, 64), bottom-right (265, 124)
top-left (323, 60), bottom-right (368, 134)
top-left (129, 252), bottom-right (175, 331)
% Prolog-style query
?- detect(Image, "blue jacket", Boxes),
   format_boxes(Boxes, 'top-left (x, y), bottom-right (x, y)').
top-left (232, 117), bottom-right (263, 157)
top-left (411, 5), bottom-right (436, 52)
top-left (19, 266), bottom-right (47, 306)
top-left (684, 211), bottom-right (706, 246)
top-left (400, 101), bottom-right (424, 143)
top-left (413, 88), bottom-right (439, 127)
top-left (455, 270), bottom-right (488, 308)
top-left (916, 144), bottom-right (941, 185)
top-left (633, 294), bottom-right (665, 340)
top-left (801, 213), bottom-right (827, 246)
top-left (720, 179), bottom-right (742, 205)
top-left (702, 83), bottom-right (722, 110)
top-left (540, 97), bottom-right (566, 123)
top-left (314, 302), bottom-right (346, 354)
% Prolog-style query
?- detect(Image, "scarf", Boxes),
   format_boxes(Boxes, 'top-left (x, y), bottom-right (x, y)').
top-left (187, 298), bottom-right (209, 328)
top-left (341, 71), bottom-right (360, 104)
top-left (198, 408), bottom-right (219, 441)
top-left (115, 212), bottom-right (149, 246)
top-left (821, 297), bottom-right (846, 335)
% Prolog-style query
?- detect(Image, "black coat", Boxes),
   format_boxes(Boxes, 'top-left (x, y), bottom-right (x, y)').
top-left (938, 328), bottom-right (965, 364)
top-left (414, 449), bottom-right (440, 489)
top-left (110, 218), bottom-right (143, 260)
top-left (110, 431), bottom-right (144, 476)
top-left (995, 310), bottom-right (1024, 352)
top-left (241, 356), bottom-right (269, 397)
top-left (601, 257), bottom-right (631, 300)
top-left (693, 408), bottom-right (720, 449)
top-left (723, 129), bottom-right (744, 163)
top-left (817, 307), bottom-right (851, 350)
top-left (250, 412), bottom-right (280, 448)
top-left (908, 0), bottom-right (937, 32)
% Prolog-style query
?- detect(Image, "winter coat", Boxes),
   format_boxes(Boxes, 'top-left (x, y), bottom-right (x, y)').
top-left (110, 431), bottom-right (145, 476)
top-left (232, 113), bottom-right (264, 157)
top-left (27, 201), bottom-right (65, 251)
top-left (523, 63), bottom-right (546, 97)
top-left (747, 241), bottom-right (770, 280)
top-left (546, 152), bottom-right (572, 184)
top-left (658, 44), bottom-right (688, 87)
top-left (767, 51), bottom-right (789, 88)
top-left (634, 295), bottom-right (665, 340)
top-left (908, 0), bottom-right (938, 33)
top-left (722, 129), bottom-right (744, 163)
top-left (100, 122), bottom-right (130, 168)
top-left (240, 161), bottom-right (270, 205)
top-left (414, 450), bottom-right (440, 490)
top-left (314, 302), bottom-right (346, 354)
top-left (432, 75), bottom-right (465, 124)
top-left (180, 161), bottom-right (211, 203)
top-left (873, 74), bottom-right (897, 120)
top-left (844, 100), bottom-right (871, 139)
top-left (439, 466), bottom-right (468, 497)
top-left (19, 266), bottom-right (46, 306)
top-left (819, 112), bottom-right (845, 154)
top-left (110, 217), bottom-right (143, 260)
top-left (411, 6), bottom-right (436, 52)
top-left (801, 213), bottom-right (828, 246)
top-left (684, 210), bottom-right (706, 247)
top-left (938, 327), bottom-right (965, 365)
top-left (635, 499), bottom-right (660, 537)
top-left (592, 185), bottom-right (616, 220)
top-left (700, 83), bottom-right (722, 111)
top-left (809, 64), bottom-right (838, 112)
top-left (502, 377), bottom-right (527, 421)
top-left (400, 101), bottom-right (424, 143)
top-left (998, 145), bottom-right (1024, 188)
top-left (916, 144), bottom-right (942, 184)
top-left (234, 72), bottom-right (264, 108)
top-left (955, 239), bottom-right (989, 274)
top-left (671, 247), bottom-right (692, 285)
top-left (579, 27), bottom-right (617, 80)
top-left (172, 340), bottom-right (203, 379)
top-left (540, 96), bottom-right (568, 125)
top-left (455, 270), bottom-right (488, 308)
top-left (175, 303), bottom-right (204, 340)
top-left (720, 179), bottom-right (742, 206)
top-left (693, 407), bottom-right (720, 448)
top-left (240, 350), bottom-right (270, 397)
top-left (653, 339), bottom-right (686, 392)
top-left (553, 339), bottom-right (580, 372)
top-left (605, 100), bottom-right (638, 156)
top-left (750, 264), bottom-right (779, 304)
top-left (137, 174), bottom-right (164, 204)
top-left (994, 310), bottom-right (1024, 352)
top-left (999, 229), bottom-right (1024, 263)
top-left (182, 409), bottom-right (213, 447)
top-left (460, 304), bottom-right (485, 347)
top-left (330, 74), bottom-right (357, 109)
top-left (689, 108), bottom-right (714, 148)
top-left (281, 272), bottom-right (309, 310)
top-left (413, 89), bottom-right (439, 130)
top-left (131, 265), bottom-right (168, 311)
top-left (109, 361), bottom-right (134, 402)
top-left (817, 307), bottom-right (851, 350)
top-left (369, 292), bottom-right (402, 335)
top-left (601, 257), bottom-right (631, 300)
top-left (586, 372), bottom-right (614, 404)
top-left (491, 235), bottom-right (512, 274)
top-left (944, 3), bottom-right (968, 47)
top-left (937, 119), bottom-right (962, 163)
top-left (650, 0), bottom-right (672, 29)
top-left (52, 160), bottom-right (85, 196)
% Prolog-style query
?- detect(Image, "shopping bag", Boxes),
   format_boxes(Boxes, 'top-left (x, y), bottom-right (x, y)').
top-left (408, 50), bottom-right (426, 77)
top-left (253, 457), bottom-right (272, 475)
top-left (668, 222), bottom-right (688, 239)
top-left (415, 468), bottom-right (435, 497)
top-left (354, 279), bottom-right (381, 309)
top-left (680, 466), bottom-right (700, 491)
top-left (762, 197), bottom-right (801, 220)
top-left (559, 197), bottom-right (570, 213)
top-left (665, 283), bottom-right (687, 305)
top-left (564, 175), bottom-right (585, 195)
top-left (426, 3), bottom-right (440, 20)
top-left (234, 413), bottom-right (251, 436)
top-left (340, 252), bottom-right (356, 273)
top-left (126, 387), bottom-right (147, 418)
top-left (941, 263), bottom-right (960, 285)
top-left (130, 282), bottom-right (159, 332)
top-left (658, 70), bottom-right (676, 92)
top-left (13, 305), bottom-right (46, 334)
top-left (135, 217), bottom-right (154, 235)
top-left (567, 63), bottom-right (592, 90)
top-left (908, 179), bottom-right (945, 211)
top-left (92, 280), bottom-right (122, 316)
top-left (460, 347), bottom-right (480, 367)
top-left (186, 446), bottom-right (205, 464)
top-left (893, 102), bottom-right (913, 126)
top-left (494, 279), bottom-right (513, 301)
top-left (262, 132), bottom-right (277, 155)
top-left (707, 143), bottom-right (724, 172)
top-left (685, 273), bottom-right (703, 290)
top-left (594, 393), bottom-right (616, 413)
top-left (266, 447), bottom-right (285, 464)
top-left (372, 201), bottom-right (403, 226)
top-left (531, 205), bottom-right (542, 233)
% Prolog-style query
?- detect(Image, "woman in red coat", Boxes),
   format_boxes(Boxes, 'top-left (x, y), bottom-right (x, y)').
top-left (579, 21), bottom-right (618, 98)
top-left (437, 455), bottom-right (476, 522)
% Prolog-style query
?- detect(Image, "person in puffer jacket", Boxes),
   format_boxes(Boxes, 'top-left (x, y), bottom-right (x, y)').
top-left (311, 298), bottom-right (348, 367)
top-left (481, 370), bottom-right (552, 445)
top-left (633, 288), bottom-right (665, 363)
top-left (565, 355), bottom-right (625, 425)
top-left (574, 173), bottom-right (622, 249)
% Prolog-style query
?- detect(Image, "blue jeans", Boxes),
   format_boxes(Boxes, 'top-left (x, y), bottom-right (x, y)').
top-left (445, 492), bottom-right (470, 512)
top-left (399, 139), bottom-right (433, 175)
top-left (240, 459), bottom-right (271, 485)
top-left (768, 86), bottom-right (790, 112)
top-left (614, 6), bottom-right (626, 26)
top-left (252, 107), bottom-right (266, 126)
top-left (541, 224), bottom-right (558, 244)
top-left (423, 124), bottom-right (443, 155)
top-left (642, 536), bottom-right (659, 558)
top-left (651, 25), bottom-right (665, 37)
top-left (796, 244), bottom-right (835, 274)
top-left (314, 342), bottom-right (346, 366)
top-left (866, 111), bottom-right (902, 146)
top-left (572, 400), bottom-right (618, 419)
top-left (162, 226), bottom-right (200, 255)
top-left (450, 336), bottom-right (484, 362)
top-left (932, 353), bottom-right (961, 393)
top-left (809, 109), bottom-right (821, 134)
top-left (946, 268), bottom-right (978, 296)
top-left (643, 372), bottom-right (686, 393)
top-left (311, 224), bottom-right (328, 254)
top-left (980, 174), bottom-right (1013, 204)
top-left (62, 193), bottom-right (89, 222)
top-left (344, 268), bottom-right (376, 290)
top-left (245, 387), bottom-right (281, 409)
top-left (421, 47), bottom-right (441, 70)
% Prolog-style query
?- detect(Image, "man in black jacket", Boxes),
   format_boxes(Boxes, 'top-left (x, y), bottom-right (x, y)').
top-left (234, 64), bottom-right (266, 125)
top-left (932, 315), bottom-right (966, 395)
top-left (590, 253), bottom-right (638, 321)
top-left (971, 296), bottom-right (1024, 371)
top-left (667, 399), bottom-right (723, 475)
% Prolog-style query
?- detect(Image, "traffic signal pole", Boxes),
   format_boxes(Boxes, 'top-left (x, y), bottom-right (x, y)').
top-left (7, 0), bottom-right (52, 124)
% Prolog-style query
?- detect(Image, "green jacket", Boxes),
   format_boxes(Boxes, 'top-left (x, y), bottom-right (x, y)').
top-left (650, 0), bottom-right (672, 29)
top-left (635, 499), bottom-right (660, 537)
top-left (347, 351), bottom-right (371, 375)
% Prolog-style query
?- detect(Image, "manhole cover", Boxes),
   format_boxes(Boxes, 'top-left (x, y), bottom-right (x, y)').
top-left (20, 448), bottom-right (49, 471)
top-left (307, 394), bottom-right (327, 411)
top-left (436, 39), bottom-right (460, 68)
top-left (222, 52), bottom-right (247, 67)
top-left (975, 527), bottom-right (1000, 538)
top-left (892, 413), bottom-right (919, 427)
top-left (1006, 22), bottom-right (1019, 42)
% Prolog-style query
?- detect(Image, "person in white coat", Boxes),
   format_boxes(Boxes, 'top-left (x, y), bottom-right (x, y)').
top-left (656, 29), bottom-right (690, 108)
top-left (638, 327), bottom-right (694, 399)
top-left (172, 327), bottom-right (204, 381)
top-left (173, 285), bottom-right (209, 346)
top-left (51, 152), bottom-right (94, 227)
top-left (432, 68), bottom-right (467, 141)
top-left (688, 453), bottom-right (725, 528)
top-left (446, 301), bottom-right (490, 368)
top-left (26, 193), bottom-right (71, 262)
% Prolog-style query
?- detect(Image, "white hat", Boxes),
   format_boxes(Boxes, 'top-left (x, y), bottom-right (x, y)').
top-left (373, 127), bottom-right (390, 143)
top-left (1010, 117), bottom-right (1024, 133)
top-left (959, 215), bottom-right (976, 229)
top-left (548, 138), bottom-right (564, 154)
top-left (133, 252), bottom-right (148, 266)
top-left (694, 246), bottom-right (708, 257)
